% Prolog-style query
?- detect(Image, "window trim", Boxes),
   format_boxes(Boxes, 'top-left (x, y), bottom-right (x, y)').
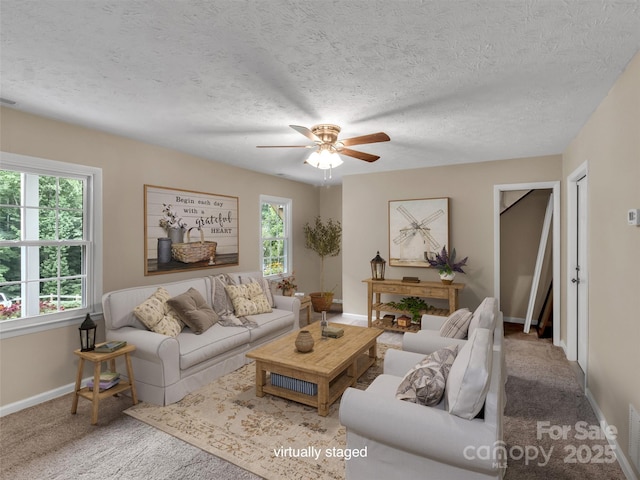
top-left (0, 152), bottom-right (103, 339)
top-left (259, 195), bottom-right (292, 279)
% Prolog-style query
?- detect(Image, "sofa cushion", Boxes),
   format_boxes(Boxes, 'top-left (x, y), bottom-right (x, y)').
top-left (396, 345), bottom-right (459, 406)
top-left (168, 288), bottom-right (219, 334)
top-left (439, 308), bottom-right (472, 339)
top-left (445, 328), bottom-right (493, 419)
top-left (225, 282), bottom-right (272, 316)
top-left (132, 287), bottom-right (184, 337)
top-left (467, 297), bottom-right (498, 337)
top-left (177, 324), bottom-right (251, 370)
top-left (246, 308), bottom-right (295, 342)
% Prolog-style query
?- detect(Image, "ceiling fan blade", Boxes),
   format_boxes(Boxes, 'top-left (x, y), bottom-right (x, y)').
top-left (289, 125), bottom-right (321, 143)
top-left (339, 147), bottom-right (380, 162)
top-left (256, 145), bottom-right (316, 148)
top-left (340, 132), bottom-right (390, 147)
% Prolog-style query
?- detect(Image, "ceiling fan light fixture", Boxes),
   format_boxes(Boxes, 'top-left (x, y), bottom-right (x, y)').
top-left (307, 148), bottom-right (343, 170)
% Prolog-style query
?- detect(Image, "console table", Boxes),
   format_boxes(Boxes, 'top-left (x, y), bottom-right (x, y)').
top-left (363, 278), bottom-right (464, 330)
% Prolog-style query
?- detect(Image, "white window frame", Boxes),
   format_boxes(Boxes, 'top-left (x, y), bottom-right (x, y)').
top-left (0, 152), bottom-right (103, 339)
top-left (259, 195), bottom-right (292, 279)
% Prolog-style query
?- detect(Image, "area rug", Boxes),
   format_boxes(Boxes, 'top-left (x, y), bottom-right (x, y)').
top-left (124, 343), bottom-right (395, 480)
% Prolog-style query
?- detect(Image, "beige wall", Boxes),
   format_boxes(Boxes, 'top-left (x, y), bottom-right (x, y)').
top-left (0, 108), bottom-right (321, 406)
top-left (562, 51), bottom-right (640, 477)
top-left (341, 155), bottom-right (562, 316)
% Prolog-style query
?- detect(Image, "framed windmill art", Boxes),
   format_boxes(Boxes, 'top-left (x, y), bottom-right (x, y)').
top-left (388, 197), bottom-right (449, 267)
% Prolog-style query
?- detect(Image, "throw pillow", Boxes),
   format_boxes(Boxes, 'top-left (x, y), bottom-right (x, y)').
top-left (439, 308), bottom-right (473, 339)
top-left (167, 287), bottom-right (219, 334)
top-left (225, 282), bottom-right (273, 316)
top-left (237, 274), bottom-right (275, 308)
top-left (133, 287), bottom-right (184, 337)
top-left (396, 345), bottom-right (459, 406)
top-left (445, 328), bottom-right (493, 419)
top-left (211, 274), bottom-right (243, 326)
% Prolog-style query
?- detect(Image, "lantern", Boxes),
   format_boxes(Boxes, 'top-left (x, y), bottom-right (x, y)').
top-left (79, 313), bottom-right (97, 352)
top-left (370, 251), bottom-right (386, 281)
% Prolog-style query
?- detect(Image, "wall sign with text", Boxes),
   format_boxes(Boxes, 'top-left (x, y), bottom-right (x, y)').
top-left (144, 185), bottom-right (239, 275)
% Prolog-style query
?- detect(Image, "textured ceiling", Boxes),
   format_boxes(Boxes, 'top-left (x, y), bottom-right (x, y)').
top-left (1, 1), bottom-right (639, 185)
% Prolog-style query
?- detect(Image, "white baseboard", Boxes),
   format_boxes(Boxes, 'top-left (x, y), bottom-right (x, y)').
top-left (585, 387), bottom-right (639, 480)
top-left (504, 316), bottom-right (539, 326)
top-left (0, 378), bottom-right (90, 417)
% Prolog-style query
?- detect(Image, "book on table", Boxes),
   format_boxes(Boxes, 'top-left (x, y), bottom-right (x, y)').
top-left (94, 340), bottom-right (127, 353)
top-left (87, 376), bottom-right (121, 391)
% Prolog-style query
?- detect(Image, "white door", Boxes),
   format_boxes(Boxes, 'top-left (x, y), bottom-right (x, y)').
top-left (574, 175), bottom-right (588, 372)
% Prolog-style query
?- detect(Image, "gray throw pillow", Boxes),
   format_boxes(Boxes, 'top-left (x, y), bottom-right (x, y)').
top-left (167, 287), bottom-right (218, 334)
top-left (396, 345), bottom-right (459, 406)
top-left (439, 308), bottom-right (473, 338)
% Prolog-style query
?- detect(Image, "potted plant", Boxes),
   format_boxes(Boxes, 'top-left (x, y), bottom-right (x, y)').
top-left (159, 203), bottom-right (186, 244)
top-left (276, 272), bottom-right (297, 296)
top-left (427, 246), bottom-right (468, 284)
top-left (303, 216), bottom-right (342, 312)
top-left (386, 296), bottom-right (431, 325)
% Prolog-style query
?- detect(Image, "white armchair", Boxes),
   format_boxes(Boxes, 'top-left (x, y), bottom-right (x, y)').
top-left (403, 297), bottom-right (503, 356)
top-left (339, 327), bottom-right (506, 480)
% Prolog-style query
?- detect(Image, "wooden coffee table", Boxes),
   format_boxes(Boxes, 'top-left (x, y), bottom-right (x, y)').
top-left (246, 323), bottom-right (382, 416)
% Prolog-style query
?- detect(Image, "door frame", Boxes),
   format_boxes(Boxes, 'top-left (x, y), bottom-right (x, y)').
top-left (566, 161), bottom-right (589, 366)
top-left (493, 181), bottom-right (561, 347)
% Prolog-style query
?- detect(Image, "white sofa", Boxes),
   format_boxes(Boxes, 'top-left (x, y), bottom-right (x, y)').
top-left (102, 271), bottom-right (300, 405)
top-left (339, 301), bottom-right (506, 479)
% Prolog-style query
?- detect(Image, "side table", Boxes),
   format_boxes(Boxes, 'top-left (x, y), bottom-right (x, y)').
top-left (299, 295), bottom-right (312, 326)
top-left (71, 343), bottom-right (138, 425)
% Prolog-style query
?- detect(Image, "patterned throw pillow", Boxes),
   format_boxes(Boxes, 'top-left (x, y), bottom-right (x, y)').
top-left (225, 282), bottom-right (273, 316)
top-left (439, 308), bottom-right (473, 339)
top-left (133, 287), bottom-right (184, 337)
top-left (396, 345), bottom-right (459, 406)
top-left (236, 274), bottom-right (276, 308)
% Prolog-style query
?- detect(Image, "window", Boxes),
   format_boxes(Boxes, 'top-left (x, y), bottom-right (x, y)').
top-left (0, 152), bottom-right (102, 336)
top-left (260, 195), bottom-right (292, 277)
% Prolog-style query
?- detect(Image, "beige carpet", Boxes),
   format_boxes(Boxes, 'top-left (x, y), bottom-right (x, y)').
top-left (124, 343), bottom-right (394, 480)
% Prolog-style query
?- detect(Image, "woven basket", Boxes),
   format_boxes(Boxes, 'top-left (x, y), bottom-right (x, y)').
top-left (171, 228), bottom-right (217, 264)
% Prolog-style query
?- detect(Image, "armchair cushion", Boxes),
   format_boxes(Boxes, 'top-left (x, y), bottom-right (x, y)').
top-left (446, 328), bottom-right (493, 419)
top-left (167, 287), bottom-right (219, 334)
top-left (396, 345), bottom-right (459, 406)
top-left (439, 308), bottom-right (472, 338)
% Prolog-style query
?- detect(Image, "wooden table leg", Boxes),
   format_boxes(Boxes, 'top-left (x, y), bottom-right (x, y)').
top-left (318, 378), bottom-right (330, 416)
top-left (71, 357), bottom-right (84, 414)
top-left (369, 342), bottom-right (378, 362)
top-left (347, 361), bottom-right (358, 386)
top-left (255, 361), bottom-right (266, 397)
top-left (124, 352), bottom-right (138, 405)
top-left (91, 360), bottom-right (101, 425)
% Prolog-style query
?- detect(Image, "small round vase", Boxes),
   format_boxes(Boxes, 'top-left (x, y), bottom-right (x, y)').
top-left (295, 330), bottom-right (314, 353)
top-left (440, 272), bottom-right (455, 284)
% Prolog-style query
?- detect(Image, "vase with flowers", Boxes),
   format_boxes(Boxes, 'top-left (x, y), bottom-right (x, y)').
top-left (276, 272), bottom-right (297, 296)
top-left (427, 246), bottom-right (468, 284)
top-left (159, 203), bottom-right (187, 244)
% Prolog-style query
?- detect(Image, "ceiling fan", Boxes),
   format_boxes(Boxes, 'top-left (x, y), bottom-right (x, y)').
top-left (256, 124), bottom-right (390, 163)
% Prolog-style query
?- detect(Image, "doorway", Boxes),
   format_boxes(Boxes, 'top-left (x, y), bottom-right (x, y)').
top-left (567, 162), bottom-right (589, 375)
top-left (494, 181), bottom-right (561, 348)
